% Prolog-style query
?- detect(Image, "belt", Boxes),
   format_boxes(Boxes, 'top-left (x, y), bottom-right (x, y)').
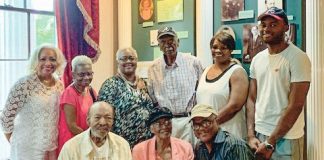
top-left (173, 112), bottom-right (189, 118)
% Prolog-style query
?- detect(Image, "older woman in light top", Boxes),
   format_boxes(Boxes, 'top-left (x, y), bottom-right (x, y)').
top-left (98, 47), bottom-right (154, 148)
top-left (57, 55), bottom-right (96, 155)
top-left (0, 44), bottom-right (66, 159)
top-left (196, 32), bottom-right (249, 139)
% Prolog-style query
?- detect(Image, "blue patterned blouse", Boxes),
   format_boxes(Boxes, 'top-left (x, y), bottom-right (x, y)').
top-left (98, 75), bottom-right (154, 148)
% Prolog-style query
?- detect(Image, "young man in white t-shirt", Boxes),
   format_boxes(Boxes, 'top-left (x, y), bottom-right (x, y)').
top-left (246, 7), bottom-right (311, 160)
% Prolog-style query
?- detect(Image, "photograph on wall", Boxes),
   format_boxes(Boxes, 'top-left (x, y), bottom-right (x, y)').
top-left (242, 23), bottom-right (297, 63)
top-left (157, 0), bottom-right (183, 23)
top-left (221, 0), bottom-right (244, 21)
top-left (258, 0), bottom-right (283, 16)
top-left (138, 0), bottom-right (155, 23)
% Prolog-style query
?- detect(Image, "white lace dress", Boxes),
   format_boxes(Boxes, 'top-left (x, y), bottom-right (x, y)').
top-left (0, 74), bottom-right (63, 160)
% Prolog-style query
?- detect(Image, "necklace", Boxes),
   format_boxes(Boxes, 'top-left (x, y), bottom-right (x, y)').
top-left (72, 83), bottom-right (86, 95)
top-left (117, 73), bottom-right (138, 88)
top-left (38, 75), bottom-right (55, 87)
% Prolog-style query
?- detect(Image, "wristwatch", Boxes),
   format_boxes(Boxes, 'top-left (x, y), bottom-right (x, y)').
top-left (264, 140), bottom-right (275, 151)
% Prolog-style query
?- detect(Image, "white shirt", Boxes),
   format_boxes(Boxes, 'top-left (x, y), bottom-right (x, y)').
top-left (58, 129), bottom-right (132, 160)
top-left (250, 43), bottom-right (311, 139)
top-left (196, 64), bottom-right (247, 138)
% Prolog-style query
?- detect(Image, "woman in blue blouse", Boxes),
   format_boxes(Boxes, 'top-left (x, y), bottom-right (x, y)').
top-left (98, 47), bottom-right (154, 148)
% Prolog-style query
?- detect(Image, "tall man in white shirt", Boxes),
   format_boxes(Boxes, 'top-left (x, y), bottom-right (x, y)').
top-left (246, 7), bottom-right (311, 160)
top-left (58, 102), bottom-right (132, 160)
top-left (147, 26), bottom-right (203, 145)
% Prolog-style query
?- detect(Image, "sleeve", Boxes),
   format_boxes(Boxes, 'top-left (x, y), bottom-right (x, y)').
top-left (123, 139), bottom-right (133, 160)
top-left (194, 57), bottom-right (204, 80)
top-left (187, 143), bottom-right (194, 160)
top-left (60, 87), bottom-right (77, 108)
top-left (225, 144), bottom-right (255, 160)
top-left (0, 77), bottom-right (29, 133)
top-left (290, 52), bottom-right (311, 82)
top-left (132, 144), bottom-right (142, 160)
top-left (57, 144), bottom-right (72, 160)
top-left (249, 57), bottom-right (256, 79)
top-left (97, 78), bottom-right (117, 105)
top-left (147, 66), bottom-right (157, 103)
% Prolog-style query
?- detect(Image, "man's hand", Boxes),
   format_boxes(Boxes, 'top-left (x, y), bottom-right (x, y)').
top-left (255, 142), bottom-right (274, 160)
top-left (248, 136), bottom-right (261, 152)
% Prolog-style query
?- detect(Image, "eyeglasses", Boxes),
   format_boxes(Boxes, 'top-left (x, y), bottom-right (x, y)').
top-left (153, 119), bottom-right (172, 127)
top-left (75, 71), bottom-right (94, 77)
top-left (192, 117), bottom-right (215, 131)
top-left (118, 56), bottom-right (137, 62)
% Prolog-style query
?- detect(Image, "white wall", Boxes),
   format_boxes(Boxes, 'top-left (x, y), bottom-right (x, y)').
top-left (91, 0), bottom-right (117, 91)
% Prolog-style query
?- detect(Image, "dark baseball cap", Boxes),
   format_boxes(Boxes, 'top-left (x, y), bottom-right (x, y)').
top-left (258, 7), bottom-right (288, 24)
top-left (157, 27), bottom-right (177, 39)
top-left (147, 107), bottom-right (173, 126)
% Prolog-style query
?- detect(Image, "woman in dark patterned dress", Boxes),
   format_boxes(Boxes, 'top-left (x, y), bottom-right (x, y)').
top-left (98, 47), bottom-right (154, 148)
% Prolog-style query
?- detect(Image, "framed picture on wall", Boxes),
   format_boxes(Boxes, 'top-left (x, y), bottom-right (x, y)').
top-left (138, 0), bottom-right (155, 23)
top-left (221, 0), bottom-right (244, 21)
top-left (258, 0), bottom-right (283, 16)
top-left (242, 23), bottom-right (297, 63)
top-left (242, 24), bottom-right (267, 63)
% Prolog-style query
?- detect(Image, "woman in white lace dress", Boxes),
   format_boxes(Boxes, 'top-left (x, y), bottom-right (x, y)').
top-left (0, 44), bottom-right (66, 160)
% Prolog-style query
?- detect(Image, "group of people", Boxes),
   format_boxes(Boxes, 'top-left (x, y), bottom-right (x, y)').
top-left (0, 7), bottom-right (310, 160)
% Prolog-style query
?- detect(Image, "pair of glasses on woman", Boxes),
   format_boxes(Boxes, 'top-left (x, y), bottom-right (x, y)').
top-left (153, 119), bottom-right (172, 128)
top-left (119, 56), bottom-right (137, 62)
top-left (75, 72), bottom-right (94, 78)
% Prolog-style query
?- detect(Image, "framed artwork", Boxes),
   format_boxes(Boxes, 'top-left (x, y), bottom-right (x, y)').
top-left (258, 0), bottom-right (283, 16)
top-left (221, 0), bottom-right (244, 21)
top-left (242, 23), bottom-right (297, 63)
top-left (138, 0), bottom-right (154, 23)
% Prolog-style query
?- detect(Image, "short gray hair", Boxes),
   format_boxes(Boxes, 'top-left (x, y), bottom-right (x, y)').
top-left (28, 44), bottom-right (66, 76)
top-left (115, 47), bottom-right (138, 61)
top-left (71, 55), bottom-right (93, 72)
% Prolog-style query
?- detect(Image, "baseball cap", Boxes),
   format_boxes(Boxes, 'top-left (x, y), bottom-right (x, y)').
top-left (157, 27), bottom-right (177, 39)
top-left (190, 104), bottom-right (218, 120)
top-left (147, 107), bottom-right (173, 126)
top-left (258, 7), bottom-right (288, 24)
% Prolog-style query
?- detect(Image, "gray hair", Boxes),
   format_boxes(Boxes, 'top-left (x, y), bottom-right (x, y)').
top-left (71, 55), bottom-right (93, 72)
top-left (115, 47), bottom-right (138, 61)
top-left (28, 44), bottom-right (66, 76)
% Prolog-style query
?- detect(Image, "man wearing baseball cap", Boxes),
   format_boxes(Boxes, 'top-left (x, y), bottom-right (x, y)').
top-left (191, 104), bottom-right (254, 159)
top-left (147, 26), bottom-right (203, 145)
top-left (246, 7), bottom-right (311, 159)
top-left (132, 107), bottom-right (194, 160)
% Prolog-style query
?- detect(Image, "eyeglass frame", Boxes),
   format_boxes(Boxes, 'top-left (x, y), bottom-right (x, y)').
top-left (118, 56), bottom-right (138, 63)
top-left (152, 118), bottom-right (172, 128)
top-left (191, 115), bottom-right (216, 131)
top-left (74, 71), bottom-right (94, 78)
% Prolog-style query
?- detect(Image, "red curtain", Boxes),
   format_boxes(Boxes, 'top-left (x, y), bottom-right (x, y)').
top-left (55, 0), bottom-right (100, 87)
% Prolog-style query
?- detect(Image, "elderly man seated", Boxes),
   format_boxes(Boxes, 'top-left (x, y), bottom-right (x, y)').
top-left (58, 101), bottom-right (132, 160)
top-left (191, 104), bottom-right (254, 160)
top-left (132, 107), bottom-right (194, 160)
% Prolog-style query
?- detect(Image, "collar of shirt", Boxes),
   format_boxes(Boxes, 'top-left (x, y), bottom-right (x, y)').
top-left (162, 52), bottom-right (184, 69)
top-left (213, 129), bottom-right (226, 144)
top-left (80, 129), bottom-right (119, 158)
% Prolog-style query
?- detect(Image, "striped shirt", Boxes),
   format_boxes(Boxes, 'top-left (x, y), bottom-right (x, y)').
top-left (147, 53), bottom-right (203, 113)
top-left (194, 129), bottom-right (255, 160)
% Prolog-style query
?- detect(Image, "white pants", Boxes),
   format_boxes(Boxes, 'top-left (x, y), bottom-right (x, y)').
top-left (171, 117), bottom-right (197, 147)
